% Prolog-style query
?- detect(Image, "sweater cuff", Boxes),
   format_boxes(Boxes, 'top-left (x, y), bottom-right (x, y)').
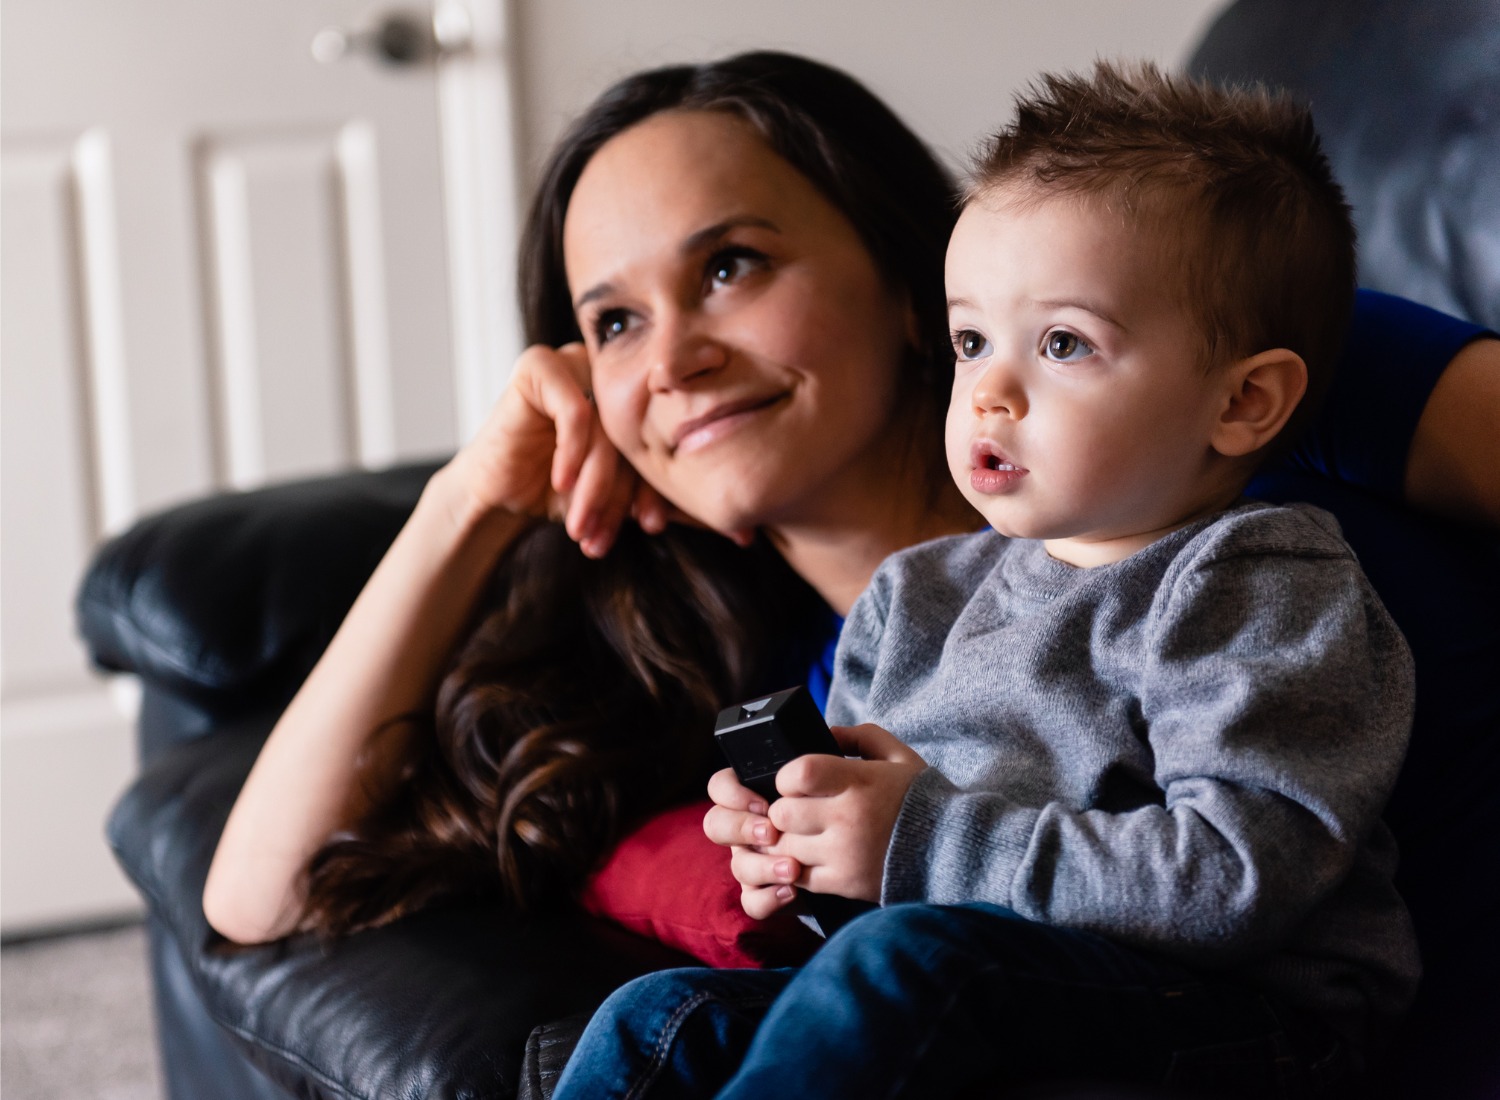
top-left (879, 767), bottom-right (1039, 908)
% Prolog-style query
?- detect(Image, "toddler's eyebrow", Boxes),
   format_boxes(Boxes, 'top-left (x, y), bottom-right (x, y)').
top-left (945, 295), bottom-right (1126, 333)
top-left (1034, 297), bottom-right (1126, 330)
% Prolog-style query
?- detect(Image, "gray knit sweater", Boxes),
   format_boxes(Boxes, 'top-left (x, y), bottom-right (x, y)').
top-left (826, 501), bottom-right (1419, 1043)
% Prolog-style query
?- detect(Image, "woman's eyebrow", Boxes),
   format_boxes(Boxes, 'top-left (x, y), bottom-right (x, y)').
top-left (680, 216), bottom-right (779, 256)
top-left (573, 217), bottom-right (782, 312)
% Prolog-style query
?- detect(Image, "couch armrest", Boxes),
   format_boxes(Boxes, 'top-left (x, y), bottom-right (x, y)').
top-left (76, 462), bottom-right (442, 712)
top-left (107, 708), bottom-right (693, 1100)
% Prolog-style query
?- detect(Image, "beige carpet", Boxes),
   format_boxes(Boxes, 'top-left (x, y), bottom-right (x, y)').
top-left (1, 923), bottom-right (162, 1099)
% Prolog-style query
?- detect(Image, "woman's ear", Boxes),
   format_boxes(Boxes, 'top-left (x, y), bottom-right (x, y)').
top-left (1210, 348), bottom-right (1308, 458)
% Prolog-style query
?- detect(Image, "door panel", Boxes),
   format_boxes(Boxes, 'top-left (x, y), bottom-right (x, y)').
top-left (1, 0), bottom-right (517, 932)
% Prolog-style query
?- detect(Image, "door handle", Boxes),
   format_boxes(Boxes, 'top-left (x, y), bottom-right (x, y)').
top-left (312, 2), bottom-right (472, 67)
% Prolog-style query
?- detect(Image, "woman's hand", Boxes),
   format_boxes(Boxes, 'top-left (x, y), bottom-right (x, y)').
top-left (442, 342), bottom-right (663, 558)
top-left (704, 724), bottom-right (927, 920)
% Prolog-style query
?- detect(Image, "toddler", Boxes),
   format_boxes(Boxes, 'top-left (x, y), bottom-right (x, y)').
top-left (555, 60), bottom-right (1417, 1100)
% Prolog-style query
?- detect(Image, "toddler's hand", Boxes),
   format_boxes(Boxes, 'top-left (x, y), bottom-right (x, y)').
top-left (767, 724), bottom-right (926, 904)
top-left (704, 768), bottom-right (804, 920)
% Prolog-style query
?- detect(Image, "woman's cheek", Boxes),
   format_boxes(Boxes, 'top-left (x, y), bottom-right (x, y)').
top-left (592, 371), bottom-right (651, 458)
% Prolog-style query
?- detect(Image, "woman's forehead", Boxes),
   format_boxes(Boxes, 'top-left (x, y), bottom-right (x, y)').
top-left (574, 110), bottom-right (789, 214)
top-left (562, 110), bottom-right (845, 284)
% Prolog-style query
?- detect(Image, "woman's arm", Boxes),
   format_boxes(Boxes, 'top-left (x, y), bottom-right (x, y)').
top-left (203, 344), bottom-right (636, 944)
top-left (1406, 336), bottom-right (1500, 528)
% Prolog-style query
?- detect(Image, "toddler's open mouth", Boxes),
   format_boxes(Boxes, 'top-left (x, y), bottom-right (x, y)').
top-left (970, 439), bottom-right (1027, 474)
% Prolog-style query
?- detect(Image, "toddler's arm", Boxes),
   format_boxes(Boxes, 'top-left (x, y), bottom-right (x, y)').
top-left (883, 532), bottom-right (1413, 963)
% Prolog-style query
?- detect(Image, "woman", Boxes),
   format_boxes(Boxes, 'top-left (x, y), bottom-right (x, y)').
top-left (203, 49), bottom-right (1497, 987)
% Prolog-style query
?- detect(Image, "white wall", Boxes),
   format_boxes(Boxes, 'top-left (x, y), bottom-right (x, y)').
top-left (511, 0), bottom-right (1231, 186)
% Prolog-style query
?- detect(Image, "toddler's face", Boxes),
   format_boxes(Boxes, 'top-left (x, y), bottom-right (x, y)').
top-left (944, 191), bottom-right (1233, 566)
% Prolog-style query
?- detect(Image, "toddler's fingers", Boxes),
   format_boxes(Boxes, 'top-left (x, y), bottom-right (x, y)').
top-left (740, 883), bottom-right (797, 921)
top-left (829, 722), bottom-right (924, 766)
top-left (775, 752), bottom-right (858, 799)
top-left (703, 803), bottom-right (778, 848)
top-left (766, 793), bottom-right (826, 839)
top-left (707, 767), bottom-right (769, 815)
top-left (730, 846), bottom-right (801, 892)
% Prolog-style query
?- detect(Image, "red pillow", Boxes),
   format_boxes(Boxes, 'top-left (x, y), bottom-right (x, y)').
top-left (580, 800), bottom-right (822, 969)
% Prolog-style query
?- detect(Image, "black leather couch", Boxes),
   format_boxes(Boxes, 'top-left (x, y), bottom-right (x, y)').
top-left (81, 3), bottom-right (1499, 1097)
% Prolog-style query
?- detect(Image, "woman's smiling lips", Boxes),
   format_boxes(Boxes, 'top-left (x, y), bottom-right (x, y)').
top-left (670, 393), bottom-right (789, 454)
top-left (969, 438), bottom-right (1028, 494)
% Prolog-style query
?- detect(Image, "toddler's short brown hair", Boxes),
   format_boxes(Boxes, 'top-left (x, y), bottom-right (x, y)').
top-left (974, 61), bottom-right (1356, 441)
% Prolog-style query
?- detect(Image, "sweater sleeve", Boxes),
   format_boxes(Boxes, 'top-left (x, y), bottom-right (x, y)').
top-left (881, 527), bottom-right (1415, 966)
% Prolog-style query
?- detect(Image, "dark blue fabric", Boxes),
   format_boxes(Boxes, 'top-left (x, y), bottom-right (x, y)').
top-left (1245, 472), bottom-right (1500, 1038)
top-left (803, 615), bottom-right (843, 715)
top-left (554, 903), bottom-right (1343, 1099)
top-left (1262, 288), bottom-right (1491, 499)
top-left (1245, 290), bottom-right (1500, 1039)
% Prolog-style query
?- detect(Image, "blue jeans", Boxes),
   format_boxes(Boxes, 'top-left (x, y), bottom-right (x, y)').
top-left (552, 903), bottom-right (1347, 1099)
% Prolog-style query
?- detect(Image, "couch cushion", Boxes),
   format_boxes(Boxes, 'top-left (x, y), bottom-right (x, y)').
top-left (107, 713), bottom-right (693, 1100)
top-left (581, 800), bottom-right (822, 969)
top-left (78, 463), bottom-right (440, 712)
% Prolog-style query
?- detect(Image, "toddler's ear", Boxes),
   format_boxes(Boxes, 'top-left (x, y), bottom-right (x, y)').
top-left (1210, 349), bottom-right (1307, 458)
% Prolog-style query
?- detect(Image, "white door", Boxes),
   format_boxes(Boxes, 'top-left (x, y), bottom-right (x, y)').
top-left (1, 0), bottom-right (521, 933)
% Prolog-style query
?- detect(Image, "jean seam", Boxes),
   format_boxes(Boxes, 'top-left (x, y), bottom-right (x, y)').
top-left (623, 989), bottom-right (778, 1100)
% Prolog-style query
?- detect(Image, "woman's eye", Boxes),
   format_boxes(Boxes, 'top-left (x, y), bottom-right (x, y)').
top-left (705, 248), bottom-right (765, 290)
top-left (593, 309), bottom-right (633, 346)
top-left (953, 330), bottom-right (992, 361)
top-left (1043, 329), bottom-right (1095, 363)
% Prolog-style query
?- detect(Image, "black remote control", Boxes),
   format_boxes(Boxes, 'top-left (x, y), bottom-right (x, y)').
top-left (714, 686), bottom-right (875, 938)
top-left (714, 686), bottom-right (842, 804)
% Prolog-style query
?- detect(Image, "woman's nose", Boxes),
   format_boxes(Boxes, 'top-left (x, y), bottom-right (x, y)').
top-left (971, 358), bottom-right (1027, 419)
top-left (646, 315), bottom-right (728, 391)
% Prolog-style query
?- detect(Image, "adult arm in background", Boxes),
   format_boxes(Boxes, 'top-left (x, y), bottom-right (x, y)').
top-left (1406, 336), bottom-right (1500, 527)
top-left (202, 344), bottom-right (654, 944)
top-left (1302, 291), bottom-right (1499, 529)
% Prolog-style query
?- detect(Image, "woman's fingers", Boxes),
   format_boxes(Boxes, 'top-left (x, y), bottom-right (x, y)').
top-left (507, 341), bottom-right (643, 556)
top-left (630, 481), bottom-right (672, 535)
top-left (532, 343), bottom-right (596, 496)
top-left (628, 482), bottom-right (758, 546)
top-left (567, 427), bottom-right (634, 556)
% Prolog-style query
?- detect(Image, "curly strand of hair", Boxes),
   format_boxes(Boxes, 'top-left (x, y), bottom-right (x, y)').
top-left (296, 521), bottom-right (823, 937)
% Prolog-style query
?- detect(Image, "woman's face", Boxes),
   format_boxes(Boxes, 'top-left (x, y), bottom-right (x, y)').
top-left (562, 110), bottom-right (916, 535)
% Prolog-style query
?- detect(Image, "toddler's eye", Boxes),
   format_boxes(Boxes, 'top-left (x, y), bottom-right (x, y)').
top-left (1043, 330), bottom-right (1095, 363)
top-left (953, 330), bottom-right (992, 361)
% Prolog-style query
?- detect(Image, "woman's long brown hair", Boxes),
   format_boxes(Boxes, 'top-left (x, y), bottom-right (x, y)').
top-left (298, 51), bottom-right (959, 935)
top-left (301, 523), bottom-right (826, 933)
